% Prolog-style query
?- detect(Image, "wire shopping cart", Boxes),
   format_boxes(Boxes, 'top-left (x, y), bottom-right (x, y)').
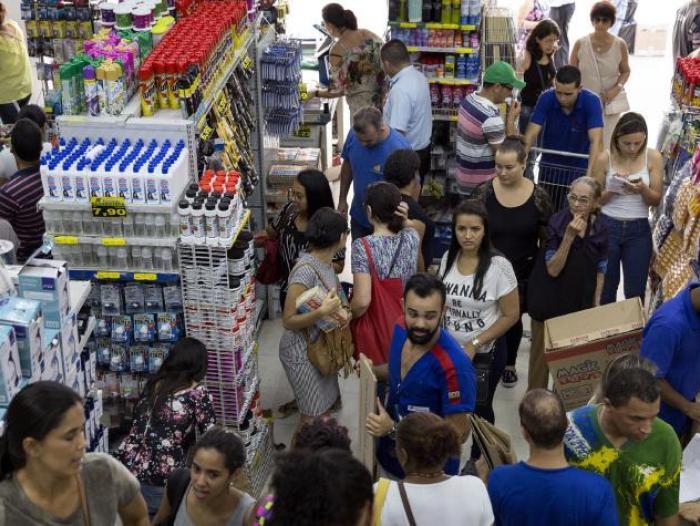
top-left (528, 147), bottom-right (590, 211)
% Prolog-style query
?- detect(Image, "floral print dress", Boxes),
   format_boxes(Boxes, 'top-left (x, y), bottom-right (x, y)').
top-left (330, 33), bottom-right (386, 118)
top-left (115, 384), bottom-right (216, 487)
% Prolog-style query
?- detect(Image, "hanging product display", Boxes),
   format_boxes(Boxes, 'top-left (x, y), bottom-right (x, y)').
top-left (260, 39), bottom-right (303, 135)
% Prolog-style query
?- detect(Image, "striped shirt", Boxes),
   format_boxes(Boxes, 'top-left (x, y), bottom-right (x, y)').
top-left (0, 166), bottom-right (45, 262)
top-left (456, 92), bottom-right (505, 193)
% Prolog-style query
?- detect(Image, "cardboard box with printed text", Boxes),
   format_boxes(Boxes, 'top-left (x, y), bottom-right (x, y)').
top-left (544, 298), bottom-right (645, 410)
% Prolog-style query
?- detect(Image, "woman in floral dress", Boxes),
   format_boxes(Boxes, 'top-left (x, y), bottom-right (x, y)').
top-left (115, 337), bottom-right (216, 518)
top-left (311, 3), bottom-right (385, 118)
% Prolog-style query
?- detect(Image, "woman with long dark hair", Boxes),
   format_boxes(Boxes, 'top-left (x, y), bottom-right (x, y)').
top-left (0, 381), bottom-right (149, 524)
top-left (472, 137), bottom-right (553, 388)
top-left (439, 200), bottom-right (519, 450)
top-left (591, 112), bottom-right (662, 304)
top-left (116, 337), bottom-right (216, 517)
top-left (517, 19), bottom-right (559, 135)
top-left (153, 427), bottom-right (254, 526)
top-left (309, 3), bottom-right (384, 118)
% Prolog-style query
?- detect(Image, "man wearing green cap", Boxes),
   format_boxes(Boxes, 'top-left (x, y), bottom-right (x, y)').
top-left (456, 61), bottom-right (523, 195)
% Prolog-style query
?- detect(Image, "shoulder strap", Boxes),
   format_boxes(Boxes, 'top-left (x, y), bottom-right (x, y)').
top-left (397, 482), bottom-right (417, 526)
top-left (360, 237), bottom-right (378, 277)
top-left (372, 478), bottom-right (391, 526)
top-left (585, 36), bottom-right (605, 94)
top-left (76, 475), bottom-right (91, 526)
top-left (166, 468), bottom-right (191, 522)
top-left (294, 262), bottom-right (339, 295)
top-left (387, 233), bottom-right (404, 276)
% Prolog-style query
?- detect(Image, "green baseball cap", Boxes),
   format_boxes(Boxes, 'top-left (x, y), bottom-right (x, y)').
top-left (483, 61), bottom-right (526, 89)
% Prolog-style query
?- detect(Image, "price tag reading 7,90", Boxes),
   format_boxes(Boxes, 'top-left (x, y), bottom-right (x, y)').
top-left (91, 197), bottom-right (127, 218)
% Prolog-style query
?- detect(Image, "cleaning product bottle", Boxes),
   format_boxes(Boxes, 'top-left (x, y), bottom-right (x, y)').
top-left (84, 65), bottom-right (100, 116)
top-left (408, 0), bottom-right (422, 22)
top-left (138, 62), bottom-right (156, 116)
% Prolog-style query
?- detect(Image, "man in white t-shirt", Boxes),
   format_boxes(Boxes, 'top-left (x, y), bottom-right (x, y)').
top-left (0, 104), bottom-right (52, 184)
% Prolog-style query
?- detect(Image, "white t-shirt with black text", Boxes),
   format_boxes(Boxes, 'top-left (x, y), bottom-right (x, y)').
top-left (374, 476), bottom-right (494, 526)
top-left (439, 254), bottom-right (517, 353)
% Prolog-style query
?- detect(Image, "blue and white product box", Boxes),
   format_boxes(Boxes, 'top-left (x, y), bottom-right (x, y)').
top-left (19, 260), bottom-right (71, 330)
top-left (41, 329), bottom-right (64, 382)
top-left (60, 312), bottom-right (79, 376)
top-left (0, 297), bottom-right (43, 380)
top-left (0, 325), bottom-right (23, 405)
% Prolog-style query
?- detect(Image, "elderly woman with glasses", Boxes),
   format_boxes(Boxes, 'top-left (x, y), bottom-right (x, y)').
top-left (526, 176), bottom-right (609, 390)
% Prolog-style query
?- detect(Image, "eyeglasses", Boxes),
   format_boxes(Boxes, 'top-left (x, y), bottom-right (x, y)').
top-left (567, 193), bottom-right (591, 206)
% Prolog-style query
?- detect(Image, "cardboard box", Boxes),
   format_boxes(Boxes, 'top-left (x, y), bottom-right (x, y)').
top-left (60, 312), bottom-right (80, 377)
top-left (19, 260), bottom-right (71, 329)
top-left (545, 298), bottom-right (645, 410)
top-left (0, 297), bottom-right (43, 380)
top-left (41, 328), bottom-right (64, 382)
top-left (0, 325), bottom-right (23, 405)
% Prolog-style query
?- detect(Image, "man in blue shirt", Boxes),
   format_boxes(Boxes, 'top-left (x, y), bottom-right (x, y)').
top-left (523, 65), bottom-right (604, 210)
top-left (640, 282), bottom-right (700, 437)
top-left (489, 389), bottom-right (618, 526)
top-left (338, 106), bottom-right (410, 240)
top-left (366, 273), bottom-right (476, 477)
top-left (380, 39), bottom-right (432, 181)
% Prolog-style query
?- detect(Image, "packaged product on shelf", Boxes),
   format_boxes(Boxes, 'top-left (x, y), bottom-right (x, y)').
top-left (144, 285), bottom-right (165, 312)
top-left (111, 315), bottom-right (133, 343)
top-left (134, 313), bottom-right (156, 342)
top-left (163, 285), bottom-right (183, 311)
top-left (295, 287), bottom-right (349, 332)
top-left (0, 326), bottom-right (23, 405)
top-left (124, 284), bottom-right (146, 314)
top-left (148, 345), bottom-right (168, 373)
top-left (156, 312), bottom-right (180, 342)
top-left (110, 344), bottom-right (129, 373)
top-left (60, 311), bottom-right (80, 374)
top-left (0, 297), bottom-right (43, 380)
top-left (101, 284), bottom-right (123, 316)
top-left (19, 260), bottom-right (71, 330)
top-left (41, 329), bottom-right (64, 383)
top-left (129, 345), bottom-right (148, 372)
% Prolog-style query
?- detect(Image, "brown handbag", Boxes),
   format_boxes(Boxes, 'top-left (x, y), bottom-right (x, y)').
top-left (468, 413), bottom-right (517, 473)
top-left (295, 263), bottom-right (354, 377)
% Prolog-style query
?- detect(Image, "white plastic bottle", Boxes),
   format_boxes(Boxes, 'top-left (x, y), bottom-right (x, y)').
top-left (204, 202), bottom-right (218, 241)
top-left (142, 247), bottom-right (154, 270)
top-left (217, 200), bottom-right (231, 242)
top-left (191, 203), bottom-right (205, 245)
top-left (178, 200), bottom-right (192, 237)
top-left (155, 215), bottom-right (166, 237)
top-left (131, 246), bottom-right (143, 269)
top-left (145, 214), bottom-right (156, 237)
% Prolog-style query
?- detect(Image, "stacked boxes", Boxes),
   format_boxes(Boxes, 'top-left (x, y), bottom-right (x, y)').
top-left (0, 297), bottom-right (43, 381)
top-left (18, 260), bottom-right (71, 330)
top-left (0, 325), bottom-right (23, 405)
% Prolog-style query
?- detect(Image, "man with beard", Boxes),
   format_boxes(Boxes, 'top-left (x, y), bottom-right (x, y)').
top-left (366, 272), bottom-right (476, 478)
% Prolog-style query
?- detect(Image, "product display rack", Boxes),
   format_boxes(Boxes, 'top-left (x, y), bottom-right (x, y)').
top-left (31, 11), bottom-right (275, 492)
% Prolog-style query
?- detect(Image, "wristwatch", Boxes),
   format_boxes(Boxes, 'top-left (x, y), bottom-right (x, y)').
top-left (471, 337), bottom-right (481, 350)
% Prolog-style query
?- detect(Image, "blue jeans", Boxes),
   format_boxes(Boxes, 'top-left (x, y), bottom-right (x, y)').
top-left (140, 483), bottom-right (165, 518)
top-left (601, 215), bottom-right (652, 305)
top-left (351, 218), bottom-right (372, 241)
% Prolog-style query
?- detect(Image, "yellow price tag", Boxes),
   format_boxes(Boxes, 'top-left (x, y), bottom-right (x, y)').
top-left (54, 236), bottom-right (79, 245)
top-left (91, 196), bottom-right (127, 218)
top-left (96, 271), bottom-right (121, 279)
top-left (399, 22), bottom-right (417, 28)
top-left (101, 238), bottom-right (126, 246)
top-left (293, 125), bottom-right (312, 139)
top-left (134, 273), bottom-right (157, 281)
top-left (242, 55), bottom-right (253, 69)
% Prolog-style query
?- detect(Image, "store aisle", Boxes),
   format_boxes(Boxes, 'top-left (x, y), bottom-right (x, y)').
top-left (258, 317), bottom-right (530, 461)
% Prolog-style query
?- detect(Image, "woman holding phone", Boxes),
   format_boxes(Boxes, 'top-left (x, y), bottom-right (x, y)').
top-left (591, 112), bottom-right (662, 305)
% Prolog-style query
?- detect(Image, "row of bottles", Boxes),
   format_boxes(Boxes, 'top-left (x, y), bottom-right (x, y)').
top-left (390, 0), bottom-right (482, 26)
top-left (45, 211), bottom-right (180, 238)
top-left (52, 244), bottom-right (176, 271)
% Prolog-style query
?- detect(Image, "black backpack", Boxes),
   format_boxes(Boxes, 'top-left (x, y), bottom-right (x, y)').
top-left (154, 468), bottom-right (190, 526)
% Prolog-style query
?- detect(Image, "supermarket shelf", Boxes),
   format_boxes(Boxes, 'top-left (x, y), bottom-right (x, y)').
top-left (407, 46), bottom-right (475, 54)
top-left (52, 235), bottom-right (179, 248)
top-left (39, 197), bottom-right (178, 213)
top-left (432, 113), bottom-right (458, 122)
top-left (180, 209), bottom-right (251, 250)
top-left (69, 280), bottom-right (92, 315)
top-left (236, 343), bottom-right (258, 384)
top-left (78, 316), bottom-right (96, 354)
top-left (68, 269), bottom-right (180, 282)
top-left (389, 21), bottom-right (477, 30)
top-left (428, 78), bottom-right (475, 85)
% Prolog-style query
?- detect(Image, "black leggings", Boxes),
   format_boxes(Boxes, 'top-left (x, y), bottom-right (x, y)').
top-left (471, 337), bottom-right (507, 458)
top-left (505, 317), bottom-right (523, 367)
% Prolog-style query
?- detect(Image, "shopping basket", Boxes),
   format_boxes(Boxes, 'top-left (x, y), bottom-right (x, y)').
top-left (528, 147), bottom-right (589, 212)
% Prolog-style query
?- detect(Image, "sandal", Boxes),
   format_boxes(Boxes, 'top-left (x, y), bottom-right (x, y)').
top-left (276, 400), bottom-right (299, 418)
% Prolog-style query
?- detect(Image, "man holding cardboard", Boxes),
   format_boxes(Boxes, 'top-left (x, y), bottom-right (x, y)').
top-left (365, 273), bottom-right (476, 478)
top-left (563, 364), bottom-right (682, 526)
top-left (640, 282), bottom-right (700, 439)
top-left (489, 389), bottom-right (618, 525)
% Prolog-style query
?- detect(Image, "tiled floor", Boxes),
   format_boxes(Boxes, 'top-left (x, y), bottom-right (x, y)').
top-left (257, 317), bottom-right (531, 463)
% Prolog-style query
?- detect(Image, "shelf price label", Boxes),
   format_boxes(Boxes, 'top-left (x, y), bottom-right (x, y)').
top-left (54, 236), bottom-right (79, 245)
top-left (134, 273), bottom-right (157, 281)
top-left (91, 197), bottom-right (127, 218)
top-left (95, 271), bottom-right (121, 280)
top-left (101, 237), bottom-right (127, 246)
top-left (242, 55), bottom-right (253, 69)
top-left (293, 125), bottom-right (312, 138)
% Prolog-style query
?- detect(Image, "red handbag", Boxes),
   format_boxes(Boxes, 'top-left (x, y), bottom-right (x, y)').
top-left (256, 236), bottom-right (281, 284)
top-left (351, 236), bottom-right (404, 365)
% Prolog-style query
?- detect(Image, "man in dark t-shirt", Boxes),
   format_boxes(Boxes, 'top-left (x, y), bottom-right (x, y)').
top-left (384, 149), bottom-right (435, 269)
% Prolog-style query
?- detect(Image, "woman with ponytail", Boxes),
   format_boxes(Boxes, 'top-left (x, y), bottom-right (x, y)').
top-left (311, 3), bottom-right (385, 118)
top-left (373, 413), bottom-right (494, 525)
top-left (280, 207), bottom-right (350, 436)
top-left (0, 381), bottom-right (149, 525)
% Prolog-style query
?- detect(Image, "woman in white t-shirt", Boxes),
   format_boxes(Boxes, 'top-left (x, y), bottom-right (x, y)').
top-left (439, 200), bottom-right (519, 453)
top-left (373, 412), bottom-right (493, 526)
